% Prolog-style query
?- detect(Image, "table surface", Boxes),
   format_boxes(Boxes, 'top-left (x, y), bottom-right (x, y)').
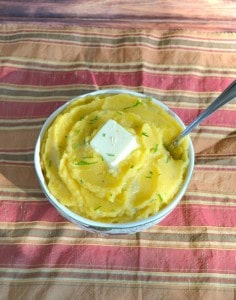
top-left (0, 0), bottom-right (236, 31)
top-left (0, 1), bottom-right (236, 299)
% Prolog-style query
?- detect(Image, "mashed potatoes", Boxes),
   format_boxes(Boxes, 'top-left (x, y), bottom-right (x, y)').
top-left (40, 93), bottom-right (189, 223)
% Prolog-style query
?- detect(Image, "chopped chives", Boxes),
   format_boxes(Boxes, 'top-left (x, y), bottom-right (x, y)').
top-left (141, 132), bottom-right (149, 137)
top-left (89, 115), bottom-right (99, 124)
top-left (124, 99), bottom-right (142, 110)
top-left (94, 205), bottom-right (102, 211)
top-left (158, 194), bottom-right (163, 202)
top-left (151, 144), bottom-right (158, 153)
top-left (74, 160), bottom-right (98, 166)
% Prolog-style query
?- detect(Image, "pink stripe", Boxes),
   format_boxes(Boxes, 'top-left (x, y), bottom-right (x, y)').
top-left (1, 67), bottom-right (234, 92)
top-left (0, 201), bottom-right (235, 227)
top-left (172, 107), bottom-right (236, 127)
top-left (0, 201), bottom-right (65, 223)
top-left (0, 101), bottom-right (64, 119)
top-left (161, 205), bottom-right (236, 227)
top-left (0, 244), bottom-right (235, 273)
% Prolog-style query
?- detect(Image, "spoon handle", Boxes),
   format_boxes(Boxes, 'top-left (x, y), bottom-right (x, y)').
top-left (174, 80), bottom-right (236, 145)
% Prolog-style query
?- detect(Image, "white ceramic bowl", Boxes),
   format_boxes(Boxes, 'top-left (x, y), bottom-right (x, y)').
top-left (34, 89), bottom-right (194, 234)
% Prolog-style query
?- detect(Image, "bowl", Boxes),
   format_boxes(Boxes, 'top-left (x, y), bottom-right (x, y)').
top-left (34, 89), bottom-right (194, 234)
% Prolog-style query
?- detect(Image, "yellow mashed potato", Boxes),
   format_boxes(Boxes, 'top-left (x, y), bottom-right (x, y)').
top-left (40, 93), bottom-right (189, 223)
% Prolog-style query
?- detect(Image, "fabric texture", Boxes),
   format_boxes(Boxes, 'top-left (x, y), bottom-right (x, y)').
top-left (0, 24), bottom-right (235, 299)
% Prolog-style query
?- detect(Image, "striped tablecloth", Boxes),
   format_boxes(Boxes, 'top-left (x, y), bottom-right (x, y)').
top-left (0, 24), bottom-right (235, 299)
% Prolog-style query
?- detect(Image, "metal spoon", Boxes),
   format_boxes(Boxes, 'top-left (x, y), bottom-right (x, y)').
top-left (170, 80), bottom-right (236, 148)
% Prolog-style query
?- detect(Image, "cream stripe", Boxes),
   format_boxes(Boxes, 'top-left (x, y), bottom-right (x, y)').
top-left (0, 222), bottom-right (235, 235)
top-left (0, 222), bottom-right (78, 230)
top-left (2, 27), bottom-right (236, 41)
top-left (197, 125), bottom-right (236, 132)
top-left (0, 192), bottom-right (46, 202)
top-left (0, 118), bottom-right (46, 124)
top-left (0, 237), bottom-right (235, 250)
top-left (182, 199), bottom-right (236, 206)
top-left (144, 225), bottom-right (236, 235)
top-left (2, 125), bottom-right (43, 131)
top-left (2, 29), bottom-right (236, 43)
top-left (0, 187), bottom-right (42, 193)
top-left (186, 191), bottom-right (236, 199)
top-left (195, 164), bottom-right (236, 170)
top-left (192, 132), bottom-right (235, 139)
top-left (0, 276), bottom-right (235, 289)
top-left (0, 195), bottom-right (46, 202)
top-left (1, 58), bottom-right (236, 74)
top-left (1, 194), bottom-right (234, 206)
top-left (1, 38), bottom-right (236, 53)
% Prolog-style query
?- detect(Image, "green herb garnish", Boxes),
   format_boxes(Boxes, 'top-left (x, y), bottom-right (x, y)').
top-left (158, 194), bottom-right (163, 202)
top-left (141, 132), bottom-right (149, 137)
top-left (145, 171), bottom-right (153, 179)
top-left (74, 160), bottom-right (98, 166)
top-left (89, 115), bottom-right (99, 124)
top-left (124, 99), bottom-right (142, 110)
top-left (94, 205), bottom-right (102, 211)
top-left (151, 144), bottom-right (158, 153)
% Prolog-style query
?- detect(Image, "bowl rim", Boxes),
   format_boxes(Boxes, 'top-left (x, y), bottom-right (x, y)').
top-left (34, 88), bottom-right (195, 229)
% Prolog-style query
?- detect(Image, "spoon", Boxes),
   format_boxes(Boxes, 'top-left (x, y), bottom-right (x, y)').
top-left (170, 80), bottom-right (236, 149)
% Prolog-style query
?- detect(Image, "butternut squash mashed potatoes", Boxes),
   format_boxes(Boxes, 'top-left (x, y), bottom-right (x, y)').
top-left (40, 93), bottom-right (189, 223)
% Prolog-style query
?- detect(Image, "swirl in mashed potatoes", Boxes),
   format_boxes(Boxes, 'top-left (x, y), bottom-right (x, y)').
top-left (40, 93), bottom-right (189, 223)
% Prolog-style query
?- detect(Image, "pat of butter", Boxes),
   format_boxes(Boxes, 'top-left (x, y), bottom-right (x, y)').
top-left (90, 119), bottom-right (138, 168)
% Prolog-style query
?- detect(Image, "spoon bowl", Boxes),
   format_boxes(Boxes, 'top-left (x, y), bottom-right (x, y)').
top-left (170, 80), bottom-right (236, 149)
